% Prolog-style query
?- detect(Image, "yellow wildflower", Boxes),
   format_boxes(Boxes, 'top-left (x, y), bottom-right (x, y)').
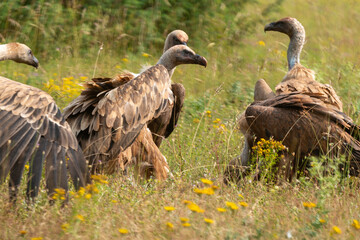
top-left (204, 218), bottom-right (214, 224)
top-left (201, 178), bottom-right (213, 185)
top-left (331, 226), bottom-right (341, 234)
top-left (85, 193), bottom-right (92, 199)
top-left (182, 222), bottom-right (191, 227)
top-left (166, 222), bottom-right (174, 229)
top-left (24, 165), bottom-right (29, 170)
top-left (80, 76), bottom-right (88, 81)
top-left (180, 217), bottom-right (189, 222)
top-left (202, 187), bottom-right (215, 195)
top-left (206, 110), bottom-right (211, 118)
top-left (352, 219), bottom-right (360, 229)
top-left (75, 214), bottom-right (85, 221)
top-left (182, 200), bottom-right (193, 205)
top-left (319, 219), bottom-right (326, 224)
top-left (19, 230), bottom-right (27, 235)
top-left (257, 40), bottom-right (265, 46)
top-left (187, 203), bottom-right (205, 213)
top-left (211, 185), bottom-right (219, 190)
top-left (164, 206), bottom-right (175, 211)
top-left (238, 194), bottom-right (244, 198)
top-left (116, 65), bottom-right (121, 69)
top-left (55, 188), bottom-right (66, 195)
top-left (53, 73), bottom-right (58, 76)
top-left (112, 200), bottom-right (118, 203)
top-left (212, 118), bottom-right (221, 124)
top-left (212, 125), bottom-right (219, 129)
top-left (217, 207), bottom-right (227, 212)
top-left (303, 202), bottom-right (316, 208)
top-left (142, 52), bottom-right (150, 57)
top-left (61, 223), bottom-right (69, 231)
top-left (193, 118), bottom-right (200, 123)
top-left (239, 201), bottom-right (248, 207)
top-left (78, 187), bottom-right (85, 196)
top-left (31, 238), bottom-right (43, 240)
top-left (225, 201), bottom-right (238, 210)
top-left (121, 58), bottom-right (129, 63)
top-left (118, 228), bottom-right (129, 234)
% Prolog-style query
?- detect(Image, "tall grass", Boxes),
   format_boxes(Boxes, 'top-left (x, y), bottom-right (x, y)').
top-left (1, 0), bottom-right (360, 239)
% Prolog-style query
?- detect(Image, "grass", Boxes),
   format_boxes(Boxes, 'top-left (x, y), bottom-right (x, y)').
top-left (1, 0), bottom-right (360, 239)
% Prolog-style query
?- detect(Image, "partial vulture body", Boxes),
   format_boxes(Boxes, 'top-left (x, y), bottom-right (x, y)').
top-left (0, 43), bottom-right (88, 201)
top-left (63, 45), bottom-right (207, 178)
top-left (245, 92), bottom-right (360, 179)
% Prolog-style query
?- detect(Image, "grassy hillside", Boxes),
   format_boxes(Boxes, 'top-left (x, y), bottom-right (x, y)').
top-left (1, 0), bottom-right (360, 239)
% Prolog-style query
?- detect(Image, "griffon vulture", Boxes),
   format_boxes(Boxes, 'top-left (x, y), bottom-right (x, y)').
top-left (63, 44), bottom-right (207, 177)
top-left (0, 43), bottom-right (88, 201)
top-left (231, 17), bottom-right (344, 175)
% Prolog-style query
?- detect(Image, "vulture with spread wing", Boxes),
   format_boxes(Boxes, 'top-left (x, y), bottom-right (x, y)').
top-left (63, 44), bottom-right (207, 177)
top-left (245, 92), bottom-right (360, 180)
top-left (0, 43), bottom-right (89, 201)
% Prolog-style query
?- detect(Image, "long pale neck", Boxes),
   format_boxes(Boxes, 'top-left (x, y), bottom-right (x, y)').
top-left (287, 32), bottom-right (305, 70)
top-left (0, 44), bottom-right (11, 62)
top-left (163, 44), bottom-right (175, 78)
top-left (157, 53), bottom-right (176, 74)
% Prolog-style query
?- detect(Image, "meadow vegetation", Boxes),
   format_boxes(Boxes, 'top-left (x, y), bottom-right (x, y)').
top-left (1, 0), bottom-right (360, 239)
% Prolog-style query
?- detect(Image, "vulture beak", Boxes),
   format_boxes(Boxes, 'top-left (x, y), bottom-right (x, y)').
top-left (264, 22), bottom-right (276, 32)
top-left (32, 56), bottom-right (39, 69)
top-left (182, 42), bottom-right (187, 46)
top-left (195, 54), bottom-right (207, 68)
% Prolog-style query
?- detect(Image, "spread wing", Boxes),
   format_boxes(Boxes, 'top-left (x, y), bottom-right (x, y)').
top-left (63, 65), bottom-right (173, 172)
top-left (275, 64), bottom-right (343, 111)
top-left (245, 92), bottom-right (360, 176)
top-left (148, 83), bottom-right (185, 146)
top-left (0, 77), bottom-right (88, 200)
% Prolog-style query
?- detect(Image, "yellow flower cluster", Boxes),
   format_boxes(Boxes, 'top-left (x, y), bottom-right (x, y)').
top-left (252, 138), bottom-right (287, 156)
top-left (225, 201), bottom-right (238, 210)
top-left (52, 188), bottom-right (66, 200)
top-left (193, 178), bottom-right (218, 195)
top-left (42, 75), bottom-right (85, 102)
top-left (91, 174), bottom-right (109, 184)
top-left (331, 226), bottom-right (341, 234)
top-left (206, 110), bottom-right (211, 118)
top-left (352, 219), bottom-right (360, 229)
top-left (187, 203), bottom-right (205, 213)
top-left (118, 228), bottom-right (129, 234)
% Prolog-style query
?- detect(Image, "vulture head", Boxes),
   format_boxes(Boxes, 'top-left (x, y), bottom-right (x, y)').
top-left (163, 30), bottom-right (189, 52)
top-left (264, 17), bottom-right (305, 38)
top-left (158, 45), bottom-right (207, 71)
top-left (5, 42), bottom-right (39, 68)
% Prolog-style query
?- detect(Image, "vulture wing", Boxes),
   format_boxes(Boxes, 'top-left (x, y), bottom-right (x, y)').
top-left (64, 65), bottom-right (174, 172)
top-left (276, 64), bottom-right (343, 111)
top-left (0, 77), bottom-right (88, 200)
top-left (148, 82), bottom-right (185, 146)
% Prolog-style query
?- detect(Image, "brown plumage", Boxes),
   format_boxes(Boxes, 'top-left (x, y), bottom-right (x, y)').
top-left (245, 92), bottom-right (360, 180)
top-left (63, 30), bottom-right (188, 180)
top-left (265, 17), bottom-right (343, 111)
top-left (0, 43), bottom-right (88, 201)
top-left (63, 45), bottom-right (207, 175)
top-left (232, 17), bottom-right (343, 174)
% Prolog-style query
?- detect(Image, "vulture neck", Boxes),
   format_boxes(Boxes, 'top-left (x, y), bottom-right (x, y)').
top-left (157, 53), bottom-right (176, 76)
top-left (0, 44), bottom-right (12, 62)
top-left (163, 46), bottom-right (175, 78)
top-left (287, 29), bottom-right (305, 71)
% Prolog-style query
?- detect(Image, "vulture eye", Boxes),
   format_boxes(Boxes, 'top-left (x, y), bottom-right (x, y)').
top-left (28, 50), bottom-right (32, 55)
top-left (182, 50), bottom-right (192, 56)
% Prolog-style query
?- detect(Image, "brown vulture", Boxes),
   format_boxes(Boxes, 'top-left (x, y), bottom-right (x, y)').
top-left (230, 17), bottom-right (344, 177)
top-left (0, 43), bottom-right (89, 201)
top-left (245, 92), bottom-right (360, 181)
top-left (63, 44), bottom-right (207, 178)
